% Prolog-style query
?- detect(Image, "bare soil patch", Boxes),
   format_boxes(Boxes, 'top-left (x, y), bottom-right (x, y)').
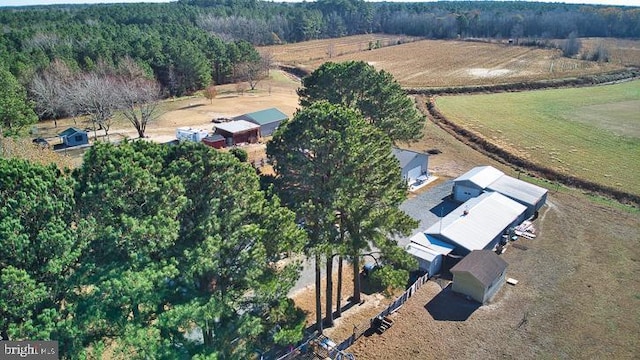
top-left (269, 37), bottom-right (624, 88)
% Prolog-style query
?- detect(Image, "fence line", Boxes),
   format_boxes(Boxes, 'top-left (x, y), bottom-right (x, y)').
top-left (334, 273), bottom-right (430, 353)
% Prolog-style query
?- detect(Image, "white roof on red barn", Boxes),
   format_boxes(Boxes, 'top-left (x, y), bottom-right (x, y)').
top-left (214, 120), bottom-right (260, 134)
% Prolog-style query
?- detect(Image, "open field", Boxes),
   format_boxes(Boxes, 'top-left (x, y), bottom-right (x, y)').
top-left (433, 80), bottom-right (640, 197)
top-left (259, 34), bottom-right (421, 66)
top-left (346, 99), bottom-right (640, 360)
top-left (578, 38), bottom-right (640, 67)
top-left (265, 36), bottom-right (625, 87)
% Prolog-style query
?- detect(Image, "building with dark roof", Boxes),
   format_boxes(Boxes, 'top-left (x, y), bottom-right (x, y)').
top-left (450, 250), bottom-right (508, 304)
top-left (233, 107), bottom-right (288, 137)
top-left (58, 127), bottom-right (88, 147)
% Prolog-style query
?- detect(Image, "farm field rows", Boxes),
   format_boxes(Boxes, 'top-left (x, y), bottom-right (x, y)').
top-left (266, 36), bottom-right (626, 87)
top-left (259, 34), bottom-right (421, 66)
top-left (434, 80), bottom-right (640, 196)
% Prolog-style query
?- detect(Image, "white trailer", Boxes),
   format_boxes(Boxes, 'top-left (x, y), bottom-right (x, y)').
top-left (176, 128), bottom-right (209, 142)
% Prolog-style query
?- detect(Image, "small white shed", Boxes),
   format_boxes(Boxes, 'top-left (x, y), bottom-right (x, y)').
top-left (406, 243), bottom-right (443, 277)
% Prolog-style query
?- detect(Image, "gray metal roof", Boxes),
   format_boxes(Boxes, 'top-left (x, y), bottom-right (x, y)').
top-left (450, 250), bottom-right (508, 287)
top-left (409, 232), bottom-right (455, 255)
top-left (406, 242), bottom-right (440, 262)
top-left (214, 120), bottom-right (260, 134)
top-left (392, 148), bottom-right (427, 168)
top-left (425, 192), bottom-right (526, 253)
top-left (454, 165), bottom-right (504, 189)
top-left (487, 176), bottom-right (548, 207)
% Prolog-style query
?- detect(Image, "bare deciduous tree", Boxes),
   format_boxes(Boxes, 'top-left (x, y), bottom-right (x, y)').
top-left (118, 78), bottom-right (162, 138)
top-left (204, 83), bottom-right (217, 104)
top-left (69, 73), bottom-right (120, 140)
top-left (29, 60), bottom-right (74, 128)
top-left (234, 51), bottom-right (273, 91)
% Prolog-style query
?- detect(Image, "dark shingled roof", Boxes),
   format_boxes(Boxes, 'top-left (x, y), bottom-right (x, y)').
top-left (450, 250), bottom-right (508, 287)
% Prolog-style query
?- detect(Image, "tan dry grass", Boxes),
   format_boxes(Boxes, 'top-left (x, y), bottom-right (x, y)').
top-left (260, 34), bottom-right (421, 66)
top-left (266, 36), bottom-right (625, 87)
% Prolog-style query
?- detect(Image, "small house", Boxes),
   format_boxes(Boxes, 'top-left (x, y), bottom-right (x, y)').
top-left (450, 250), bottom-right (508, 304)
top-left (58, 127), bottom-right (88, 147)
top-left (176, 128), bottom-right (209, 142)
top-left (392, 148), bottom-right (429, 186)
top-left (202, 134), bottom-right (226, 149)
top-left (234, 108), bottom-right (288, 137)
top-left (214, 120), bottom-right (260, 146)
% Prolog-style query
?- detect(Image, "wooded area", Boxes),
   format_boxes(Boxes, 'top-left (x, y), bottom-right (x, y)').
top-left (1, 0), bottom-right (638, 131)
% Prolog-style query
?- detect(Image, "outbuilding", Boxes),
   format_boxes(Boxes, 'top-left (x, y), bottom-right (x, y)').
top-left (233, 107), bottom-right (288, 137)
top-left (213, 120), bottom-right (260, 146)
top-left (58, 127), bottom-right (89, 147)
top-left (392, 148), bottom-right (430, 187)
top-left (450, 250), bottom-right (508, 304)
top-left (406, 232), bottom-right (455, 277)
top-left (425, 192), bottom-right (527, 256)
top-left (452, 166), bottom-right (503, 202)
top-left (452, 165), bottom-right (548, 218)
top-left (202, 134), bottom-right (226, 149)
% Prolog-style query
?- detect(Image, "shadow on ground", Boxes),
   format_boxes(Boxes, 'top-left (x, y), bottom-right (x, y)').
top-left (424, 284), bottom-right (480, 321)
top-left (429, 195), bottom-right (460, 218)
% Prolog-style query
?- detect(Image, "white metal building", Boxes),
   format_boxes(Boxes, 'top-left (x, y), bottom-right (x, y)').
top-left (452, 166), bottom-right (504, 202)
top-left (452, 165), bottom-right (548, 218)
top-left (425, 192), bottom-right (527, 255)
top-left (392, 148), bottom-right (429, 186)
top-left (406, 232), bottom-right (455, 276)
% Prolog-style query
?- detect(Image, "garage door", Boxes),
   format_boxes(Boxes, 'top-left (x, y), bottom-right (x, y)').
top-left (407, 166), bottom-right (422, 184)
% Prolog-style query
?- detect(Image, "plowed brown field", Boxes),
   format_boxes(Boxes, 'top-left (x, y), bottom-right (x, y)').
top-left (265, 36), bottom-right (626, 87)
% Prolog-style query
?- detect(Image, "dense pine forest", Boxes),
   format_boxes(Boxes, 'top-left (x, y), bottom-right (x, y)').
top-left (1, 0), bottom-right (639, 131)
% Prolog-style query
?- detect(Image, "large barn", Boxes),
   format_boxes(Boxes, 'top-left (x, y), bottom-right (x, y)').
top-left (392, 148), bottom-right (429, 187)
top-left (450, 250), bottom-right (508, 304)
top-left (425, 192), bottom-right (527, 256)
top-left (233, 107), bottom-right (288, 137)
top-left (452, 165), bottom-right (548, 219)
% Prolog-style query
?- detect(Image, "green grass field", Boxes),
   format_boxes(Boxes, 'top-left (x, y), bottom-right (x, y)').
top-left (435, 80), bottom-right (640, 196)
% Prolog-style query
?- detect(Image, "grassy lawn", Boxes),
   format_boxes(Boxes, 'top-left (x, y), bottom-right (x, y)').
top-left (435, 80), bottom-right (640, 196)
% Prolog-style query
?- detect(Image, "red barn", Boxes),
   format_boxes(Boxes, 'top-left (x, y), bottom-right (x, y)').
top-left (214, 120), bottom-right (260, 146)
top-left (202, 134), bottom-right (226, 149)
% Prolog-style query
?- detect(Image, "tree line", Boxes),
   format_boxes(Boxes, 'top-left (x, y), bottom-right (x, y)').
top-left (1, 60), bottom-right (425, 357)
top-left (1, 0), bottom-right (638, 130)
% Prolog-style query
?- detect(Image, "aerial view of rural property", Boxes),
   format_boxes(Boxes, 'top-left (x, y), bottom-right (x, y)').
top-left (1, 0), bottom-right (638, 359)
